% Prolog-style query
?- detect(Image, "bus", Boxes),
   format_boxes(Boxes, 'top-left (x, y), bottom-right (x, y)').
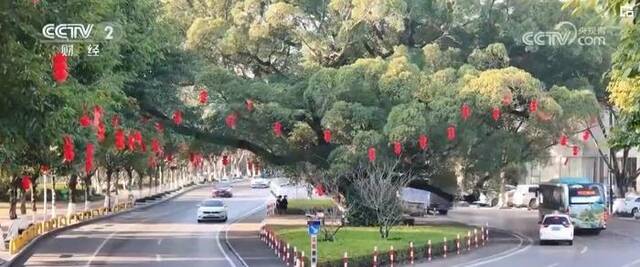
top-left (538, 177), bottom-right (607, 234)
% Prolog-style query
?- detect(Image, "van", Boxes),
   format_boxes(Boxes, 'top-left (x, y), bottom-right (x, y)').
top-left (511, 184), bottom-right (539, 209)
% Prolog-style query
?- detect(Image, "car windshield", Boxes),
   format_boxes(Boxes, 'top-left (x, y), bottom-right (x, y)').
top-left (202, 200), bottom-right (224, 207)
top-left (543, 216), bottom-right (569, 225)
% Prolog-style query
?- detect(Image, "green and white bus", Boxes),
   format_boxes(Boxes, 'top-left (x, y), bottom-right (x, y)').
top-left (538, 177), bottom-right (607, 234)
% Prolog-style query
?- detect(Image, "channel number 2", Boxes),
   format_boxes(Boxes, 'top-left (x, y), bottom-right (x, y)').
top-left (104, 25), bottom-right (114, 40)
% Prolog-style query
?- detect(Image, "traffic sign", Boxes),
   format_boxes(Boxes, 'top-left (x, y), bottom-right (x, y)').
top-left (308, 220), bottom-right (321, 236)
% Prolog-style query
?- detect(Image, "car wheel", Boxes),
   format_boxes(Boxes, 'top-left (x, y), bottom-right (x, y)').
top-left (438, 209), bottom-right (449, 215)
top-left (222, 217), bottom-right (228, 222)
top-left (568, 240), bottom-right (573, 246)
top-left (197, 219), bottom-right (202, 223)
top-left (490, 198), bottom-right (499, 207)
top-left (529, 199), bottom-right (539, 209)
top-left (539, 240), bottom-right (546, 246)
top-left (632, 208), bottom-right (639, 218)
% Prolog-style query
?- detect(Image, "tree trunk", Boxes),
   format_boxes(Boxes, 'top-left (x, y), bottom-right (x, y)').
top-left (9, 176), bottom-right (19, 220)
top-left (67, 174), bottom-right (78, 217)
top-left (498, 170), bottom-right (507, 208)
top-left (20, 189), bottom-right (27, 215)
top-left (105, 169), bottom-right (112, 210)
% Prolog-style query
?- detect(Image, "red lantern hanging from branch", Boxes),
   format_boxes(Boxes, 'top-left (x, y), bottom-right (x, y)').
top-left (62, 135), bottom-right (75, 163)
top-left (491, 107), bottom-right (501, 121)
top-left (572, 146), bottom-right (580, 156)
top-left (418, 134), bottom-right (428, 150)
top-left (151, 138), bottom-right (161, 154)
top-left (460, 103), bottom-right (471, 121)
top-left (245, 99), bottom-right (254, 112)
top-left (529, 99), bottom-right (538, 113)
top-left (21, 176), bottom-right (32, 191)
top-left (97, 122), bottom-right (106, 142)
top-left (582, 130), bottom-right (590, 142)
top-left (92, 105), bottom-right (103, 127)
top-left (172, 110), bottom-right (183, 125)
top-left (127, 133), bottom-right (136, 151)
top-left (115, 129), bottom-right (126, 150)
top-left (111, 114), bottom-right (120, 128)
top-left (198, 89), bottom-right (208, 104)
top-left (222, 155), bottom-right (229, 166)
top-left (273, 121), bottom-right (282, 137)
top-left (155, 122), bottom-right (164, 133)
top-left (323, 129), bottom-right (331, 143)
top-left (368, 147), bottom-right (376, 162)
top-left (133, 131), bottom-right (143, 146)
top-left (314, 184), bottom-right (325, 196)
top-left (52, 52), bottom-right (68, 84)
top-left (225, 113), bottom-right (237, 129)
top-left (79, 113), bottom-right (91, 128)
top-left (447, 125), bottom-right (456, 141)
top-left (392, 141), bottom-right (402, 157)
top-left (560, 134), bottom-right (569, 146)
top-left (85, 143), bottom-right (94, 174)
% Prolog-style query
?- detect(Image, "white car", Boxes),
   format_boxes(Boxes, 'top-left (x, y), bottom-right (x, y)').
top-left (539, 214), bottom-right (573, 245)
top-left (250, 178), bottom-right (271, 188)
top-left (511, 184), bottom-right (539, 208)
top-left (621, 195), bottom-right (640, 217)
top-left (197, 199), bottom-right (228, 222)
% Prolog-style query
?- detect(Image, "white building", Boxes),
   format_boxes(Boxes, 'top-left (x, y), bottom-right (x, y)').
top-left (523, 109), bottom-right (640, 194)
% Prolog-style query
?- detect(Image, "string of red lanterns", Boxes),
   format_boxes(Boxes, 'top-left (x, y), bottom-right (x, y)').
top-left (460, 103), bottom-right (471, 121)
top-left (173, 110), bottom-right (183, 125)
top-left (392, 141), bottom-right (402, 157)
top-left (225, 113), bottom-right (237, 129)
top-left (62, 135), bottom-right (75, 163)
top-left (198, 89), bottom-right (208, 104)
top-left (323, 129), bottom-right (332, 143)
top-left (52, 52), bottom-right (68, 84)
top-left (273, 121), bottom-right (283, 137)
top-left (418, 134), bottom-right (428, 150)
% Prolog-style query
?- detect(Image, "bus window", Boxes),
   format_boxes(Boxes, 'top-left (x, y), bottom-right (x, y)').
top-left (569, 184), bottom-right (604, 204)
top-left (540, 185), bottom-right (565, 209)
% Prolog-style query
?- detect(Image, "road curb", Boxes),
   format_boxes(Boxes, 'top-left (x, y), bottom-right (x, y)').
top-left (3, 183), bottom-right (210, 267)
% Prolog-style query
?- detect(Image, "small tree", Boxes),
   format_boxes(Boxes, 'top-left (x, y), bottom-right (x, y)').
top-left (352, 161), bottom-right (411, 239)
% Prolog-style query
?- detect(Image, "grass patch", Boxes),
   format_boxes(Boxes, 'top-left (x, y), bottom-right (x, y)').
top-left (287, 199), bottom-right (334, 210)
top-left (271, 225), bottom-right (470, 264)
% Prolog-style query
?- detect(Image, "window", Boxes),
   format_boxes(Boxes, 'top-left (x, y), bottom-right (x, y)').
top-left (635, 198), bottom-right (640, 203)
top-left (202, 200), bottom-right (224, 207)
top-left (543, 216), bottom-right (569, 225)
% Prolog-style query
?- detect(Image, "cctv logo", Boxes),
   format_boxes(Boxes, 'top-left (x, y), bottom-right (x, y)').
top-left (42, 24), bottom-right (94, 40)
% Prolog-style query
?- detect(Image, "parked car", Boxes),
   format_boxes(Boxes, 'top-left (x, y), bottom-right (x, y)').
top-left (212, 182), bottom-right (233, 198)
top-left (539, 213), bottom-right (574, 245)
top-left (473, 185), bottom-right (516, 207)
top-left (197, 199), bottom-right (228, 222)
top-left (511, 184), bottom-right (539, 209)
top-left (620, 195), bottom-right (640, 217)
top-left (250, 178), bottom-right (271, 188)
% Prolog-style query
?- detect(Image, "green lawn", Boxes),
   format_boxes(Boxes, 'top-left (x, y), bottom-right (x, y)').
top-left (271, 225), bottom-right (470, 263)
top-left (287, 199), bottom-right (334, 210)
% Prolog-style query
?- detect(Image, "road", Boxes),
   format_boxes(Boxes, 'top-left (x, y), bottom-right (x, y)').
top-left (12, 182), bottom-right (274, 267)
top-left (423, 207), bottom-right (640, 267)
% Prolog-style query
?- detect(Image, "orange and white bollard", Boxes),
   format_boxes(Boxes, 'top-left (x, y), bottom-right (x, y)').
top-left (409, 241), bottom-right (415, 264)
top-left (301, 251), bottom-right (306, 267)
top-left (456, 234), bottom-right (461, 255)
top-left (467, 231), bottom-right (471, 251)
top-left (481, 226), bottom-right (486, 246)
top-left (427, 240), bottom-right (432, 261)
top-left (474, 229), bottom-right (479, 248)
top-left (285, 243), bottom-right (290, 265)
top-left (485, 222), bottom-right (490, 242)
top-left (389, 245), bottom-right (395, 266)
top-left (372, 246), bottom-right (379, 267)
top-left (343, 252), bottom-right (348, 267)
top-left (443, 237), bottom-right (447, 258)
top-left (293, 247), bottom-right (298, 267)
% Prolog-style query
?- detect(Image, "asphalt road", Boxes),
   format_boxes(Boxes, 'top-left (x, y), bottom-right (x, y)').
top-left (13, 182), bottom-right (274, 267)
top-left (423, 207), bottom-right (640, 267)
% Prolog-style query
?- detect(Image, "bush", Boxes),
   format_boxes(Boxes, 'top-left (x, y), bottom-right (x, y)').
top-left (282, 199), bottom-right (335, 215)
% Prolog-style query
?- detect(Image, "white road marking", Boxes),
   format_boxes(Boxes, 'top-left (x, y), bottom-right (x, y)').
top-left (622, 258), bottom-right (640, 267)
top-left (156, 254), bottom-right (162, 262)
top-left (84, 231), bottom-right (118, 267)
top-left (580, 246), bottom-right (588, 254)
top-left (222, 199), bottom-right (271, 267)
top-left (157, 239), bottom-right (163, 245)
top-left (452, 230), bottom-right (532, 267)
top-left (546, 263), bottom-right (559, 267)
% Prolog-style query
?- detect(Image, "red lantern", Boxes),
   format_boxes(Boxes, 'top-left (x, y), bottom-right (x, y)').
top-left (62, 135), bottom-right (75, 163)
top-left (172, 110), bottom-right (183, 125)
top-left (529, 99), bottom-right (538, 113)
top-left (21, 176), bottom-right (32, 191)
top-left (273, 121), bottom-right (282, 137)
top-left (582, 130), bottom-right (590, 142)
top-left (92, 105), bottom-right (103, 127)
top-left (502, 92), bottom-right (513, 106)
top-left (111, 115), bottom-right (120, 128)
top-left (134, 131), bottom-right (143, 146)
top-left (140, 140), bottom-right (147, 152)
top-left (222, 155), bottom-right (229, 166)
top-left (198, 89), bottom-right (208, 104)
top-left (115, 129), bottom-right (126, 150)
top-left (447, 125), bottom-right (456, 141)
top-left (79, 113), bottom-right (91, 128)
top-left (40, 165), bottom-right (49, 174)
top-left (572, 146), bottom-right (580, 156)
top-left (85, 143), bottom-right (94, 174)
top-left (460, 103), bottom-right (471, 121)
top-left (52, 52), bottom-right (68, 84)
top-left (560, 134), bottom-right (568, 146)
top-left (155, 122), bottom-right (164, 133)
top-left (418, 134), bottom-right (428, 150)
top-left (246, 99), bottom-right (254, 112)
top-left (97, 122), bottom-right (106, 142)
top-left (491, 107), bottom-right (501, 121)
top-left (314, 184), bottom-right (325, 196)
top-left (368, 147), bottom-right (376, 162)
top-left (225, 113), bottom-right (237, 129)
top-left (127, 133), bottom-right (136, 151)
top-left (323, 129), bottom-right (331, 143)
top-left (392, 141), bottom-right (402, 157)
top-left (151, 138), bottom-right (161, 154)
